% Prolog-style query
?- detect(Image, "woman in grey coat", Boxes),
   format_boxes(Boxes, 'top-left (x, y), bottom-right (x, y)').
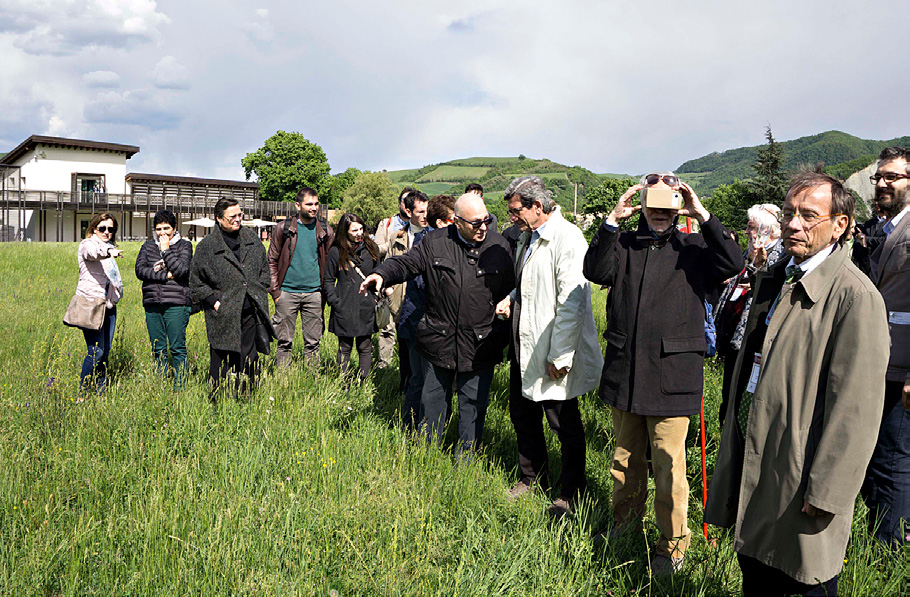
top-left (189, 197), bottom-right (271, 401)
top-left (323, 213), bottom-right (379, 382)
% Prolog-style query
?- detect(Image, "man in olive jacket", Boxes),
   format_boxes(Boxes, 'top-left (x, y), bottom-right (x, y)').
top-left (705, 173), bottom-right (890, 595)
top-left (583, 172), bottom-right (742, 573)
top-left (190, 197), bottom-right (272, 401)
top-left (361, 193), bottom-right (514, 456)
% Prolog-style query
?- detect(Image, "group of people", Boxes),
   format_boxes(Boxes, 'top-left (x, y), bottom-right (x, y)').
top-left (67, 148), bottom-right (908, 593)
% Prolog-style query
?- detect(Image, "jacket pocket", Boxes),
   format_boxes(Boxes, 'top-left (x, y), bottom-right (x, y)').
top-left (416, 315), bottom-right (448, 359)
top-left (660, 336), bottom-right (706, 394)
top-left (601, 329), bottom-right (626, 389)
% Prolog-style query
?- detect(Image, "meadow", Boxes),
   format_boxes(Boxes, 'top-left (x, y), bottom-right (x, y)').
top-left (0, 242), bottom-right (906, 595)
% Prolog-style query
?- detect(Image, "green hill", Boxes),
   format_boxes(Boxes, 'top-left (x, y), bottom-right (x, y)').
top-left (678, 130), bottom-right (910, 194)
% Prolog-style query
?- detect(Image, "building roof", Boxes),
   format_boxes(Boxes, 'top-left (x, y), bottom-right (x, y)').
top-left (126, 172), bottom-right (259, 189)
top-left (0, 135), bottom-right (140, 165)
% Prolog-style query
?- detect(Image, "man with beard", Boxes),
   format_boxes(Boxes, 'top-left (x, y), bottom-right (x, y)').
top-left (861, 146), bottom-right (910, 548)
top-left (706, 172), bottom-right (890, 595)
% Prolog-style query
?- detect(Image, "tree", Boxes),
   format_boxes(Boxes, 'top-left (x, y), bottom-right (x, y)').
top-left (325, 167), bottom-right (362, 208)
top-left (241, 131), bottom-right (332, 202)
top-left (750, 125), bottom-right (788, 206)
top-left (703, 180), bottom-right (754, 233)
top-left (339, 172), bottom-right (400, 230)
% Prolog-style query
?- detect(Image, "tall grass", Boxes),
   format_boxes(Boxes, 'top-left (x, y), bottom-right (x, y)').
top-left (0, 242), bottom-right (905, 595)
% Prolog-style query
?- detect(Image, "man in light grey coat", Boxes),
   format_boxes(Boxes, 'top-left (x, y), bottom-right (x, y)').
top-left (705, 172), bottom-right (890, 595)
top-left (495, 176), bottom-right (603, 518)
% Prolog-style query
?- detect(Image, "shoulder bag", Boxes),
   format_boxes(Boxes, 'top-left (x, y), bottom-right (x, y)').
top-left (351, 261), bottom-right (391, 330)
top-left (63, 294), bottom-right (106, 330)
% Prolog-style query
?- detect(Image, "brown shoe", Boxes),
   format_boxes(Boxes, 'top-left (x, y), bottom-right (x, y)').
top-left (546, 497), bottom-right (573, 519)
top-left (506, 481), bottom-right (532, 500)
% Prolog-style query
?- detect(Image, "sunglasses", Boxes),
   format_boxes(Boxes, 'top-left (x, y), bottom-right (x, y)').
top-left (96, 225), bottom-right (114, 233)
top-left (644, 174), bottom-right (680, 187)
top-left (456, 215), bottom-right (494, 229)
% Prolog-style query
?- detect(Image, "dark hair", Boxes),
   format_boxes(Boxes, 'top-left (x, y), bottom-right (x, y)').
top-left (214, 196), bottom-right (239, 220)
top-left (403, 190), bottom-right (429, 212)
top-left (786, 172), bottom-right (854, 245)
top-left (503, 175), bottom-right (555, 214)
top-left (153, 209), bottom-right (177, 228)
top-left (296, 187), bottom-right (318, 202)
top-left (465, 183), bottom-right (484, 196)
top-left (332, 212), bottom-right (379, 271)
top-left (427, 195), bottom-right (455, 227)
top-left (879, 147), bottom-right (910, 169)
top-left (399, 186), bottom-right (417, 202)
top-left (86, 212), bottom-right (119, 244)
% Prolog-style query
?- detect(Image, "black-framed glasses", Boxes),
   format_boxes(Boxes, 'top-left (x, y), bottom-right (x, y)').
top-left (645, 174), bottom-right (680, 187)
top-left (870, 173), bottom-right (910, 185)
top-left (96, 225), bottom-right (114, 233)
top-left (456, 215), bottom-right (494, 229)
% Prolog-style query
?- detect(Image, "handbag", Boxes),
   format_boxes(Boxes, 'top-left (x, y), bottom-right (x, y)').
top-left (254, 306), bottom-right (277, 355)
top-left (352, 262), bottom-right (391, 330)
top-left (63, 294), bottom-right (106, 330)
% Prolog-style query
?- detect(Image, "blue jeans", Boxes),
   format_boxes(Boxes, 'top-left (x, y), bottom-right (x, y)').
top-left (80, 306), bottom-right (116, 394)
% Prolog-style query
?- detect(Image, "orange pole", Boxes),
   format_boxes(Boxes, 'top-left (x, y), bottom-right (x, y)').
top-left (701, 396), bottom-right (709, 541)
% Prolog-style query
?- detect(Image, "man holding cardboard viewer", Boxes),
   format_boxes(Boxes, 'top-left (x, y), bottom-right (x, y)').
top-left (584, 171), bottom-right (742, 574)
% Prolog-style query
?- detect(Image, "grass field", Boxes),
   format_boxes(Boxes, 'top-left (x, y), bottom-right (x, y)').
top-left (415, 165), bottom-right (490, 184)
top-left (0, 242), bottom-right (906, 595)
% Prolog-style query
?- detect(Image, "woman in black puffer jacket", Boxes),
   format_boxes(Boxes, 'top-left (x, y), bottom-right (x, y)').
top-left (324, 213), bottom-right (380, 382)
top-left (135, 210), bottom-right (194, 389)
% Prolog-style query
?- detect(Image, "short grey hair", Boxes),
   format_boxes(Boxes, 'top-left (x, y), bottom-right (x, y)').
top-left (503, 175), bottom-right (555, 214)
top-left (746, 204), bottom-right (781, 235)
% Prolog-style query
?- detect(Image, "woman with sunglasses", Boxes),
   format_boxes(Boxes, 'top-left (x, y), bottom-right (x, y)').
top-left (135, 210), bottom-right (194, 390)
top-left (74, 212), bottom-right (124, 395)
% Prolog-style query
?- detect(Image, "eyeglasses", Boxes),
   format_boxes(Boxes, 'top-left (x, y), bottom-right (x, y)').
top-left (96, 225), bottom-right (114, 233)
top-left (456, 215), bottom-right (494, 229)
top-left (778, 212), bottom-right (845, 227)
top-left (645, 174), bottom-right (680, 187)
top-left (870, 173), bottom-right (910, 185)
top-left (507, 206), bottom-right (524, 216)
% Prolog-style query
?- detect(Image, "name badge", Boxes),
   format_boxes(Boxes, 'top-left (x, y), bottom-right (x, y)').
top-left (889, 312), bottom-right (910, 325)
top-left (746, 353), bottom-right (762, 394)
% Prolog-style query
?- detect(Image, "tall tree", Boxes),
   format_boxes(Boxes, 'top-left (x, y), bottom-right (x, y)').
top-left (750, 125), bottom-right (788, 206)
top-left (338, 172), bottom-right (400, 229)
top-left (325, 167), bottom-right (362, 208)
top-left (241, 131), bottom-right (331, 202)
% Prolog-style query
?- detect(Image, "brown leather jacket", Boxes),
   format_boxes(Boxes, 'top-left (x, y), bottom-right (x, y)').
top-left (267, 217), bottom-right (334, 301)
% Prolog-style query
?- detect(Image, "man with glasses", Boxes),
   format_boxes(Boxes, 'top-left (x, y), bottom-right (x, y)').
top-left (584, 171), bottom-right (742, 574)
top-left (360, 193), bottom-right (514, 457)
top-left (495, 176), bottom-right (603, 518)
top-left (191, 197), bottom-right (272, 403)
top-left (861, 147), bottom-right (910, 549)
top-left (268, 187), bottom-right (334, 369)
top-left (706, 172), bottom-right (890, 595)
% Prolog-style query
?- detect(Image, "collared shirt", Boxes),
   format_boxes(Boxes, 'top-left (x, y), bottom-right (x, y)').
top-left (456, 229), bottom-right (479, 247)
top-left (389, 214), bottom-right (408, 233)
top-left (883, 205), bottom-right (909, 238)
top-left (766, 243), bottom-right (836, 324)
top-left (521, 218), bottom-right (551, 269)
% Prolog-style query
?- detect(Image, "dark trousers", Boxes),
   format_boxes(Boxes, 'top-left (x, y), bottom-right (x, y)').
top-left (144, 305), bottom-right (191, 389)
top-left (862, 380), bottom-right (909, 548)
top-left (422, 363), bottom-right (493, 455)
top-left (337, 335), bottom-right (372, 382)
top-left (738, 555), bottom-right (838, 596)
top-left (402, 341), bottom-right (429, 430)
top-left (508, 361), bottom-right (587, 499)
top-left (209, 308), bottom-right (259, 401)
top-left (398, 336), bottom-right (412, 393)
top-left (80, 306), bottom-right (117, 394)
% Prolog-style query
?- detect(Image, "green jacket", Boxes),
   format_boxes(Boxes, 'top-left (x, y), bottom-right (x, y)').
top-left (705, 243), bottom-right (890, 584)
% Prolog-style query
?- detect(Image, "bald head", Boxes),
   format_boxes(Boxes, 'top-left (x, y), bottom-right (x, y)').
top-left (454, 193), bottom-right (491, 243)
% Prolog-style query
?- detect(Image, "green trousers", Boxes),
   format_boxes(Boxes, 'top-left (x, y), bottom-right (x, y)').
top-left (144, 305), bottom-right (192, 389)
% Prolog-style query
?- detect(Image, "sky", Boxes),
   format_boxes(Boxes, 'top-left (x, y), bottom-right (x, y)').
top-left (1, 0), bottom-right (908, 181)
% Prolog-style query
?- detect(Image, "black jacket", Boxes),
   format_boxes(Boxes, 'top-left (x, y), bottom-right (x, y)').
top-left (583, 216), bottom-right (743, 416)
top-left (375, 226), bottom-right (515, 373)
top-left (135, 238), bottom-right (193, 307)
top-left (189, 226), bottom-right (271, 352)
top-left (324, 244), bottom-right (378, 338)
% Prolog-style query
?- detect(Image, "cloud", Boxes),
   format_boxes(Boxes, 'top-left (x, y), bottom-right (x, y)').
top-left (152, 56), bottom-right (189, 90)
top-left (83, 70), bottom-right (121, 88)
top-left (84, 90), bottom-right (180, 130)
top-left (243, 8), bottom-right (274, 45)
top-left (0, 0), bottom-right (170, 56)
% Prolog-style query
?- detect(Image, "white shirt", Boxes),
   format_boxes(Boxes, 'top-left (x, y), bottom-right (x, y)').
top-left (883, 205), bottom-right (909, 238)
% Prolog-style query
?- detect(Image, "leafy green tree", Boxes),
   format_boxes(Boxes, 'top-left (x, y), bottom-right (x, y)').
top-left (241, 131), bottom-right (332, 202)
top-left (749, 126), bottom-right (788, 206)
top-left (703, 180), bottom-right (755, 232)
top-left (325, 167), bottom-right (362, 208)
top-left (339, 172), bottom-right (400, 230)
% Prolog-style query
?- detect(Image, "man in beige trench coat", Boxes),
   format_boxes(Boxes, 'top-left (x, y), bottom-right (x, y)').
top-left (705, 171), bottom-right (890, 595)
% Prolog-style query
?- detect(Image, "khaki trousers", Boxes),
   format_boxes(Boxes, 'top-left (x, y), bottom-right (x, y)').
top-left (610, 407), bottom-right (691, 558)
top-left (273, 290), bottom-right (323, 368)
